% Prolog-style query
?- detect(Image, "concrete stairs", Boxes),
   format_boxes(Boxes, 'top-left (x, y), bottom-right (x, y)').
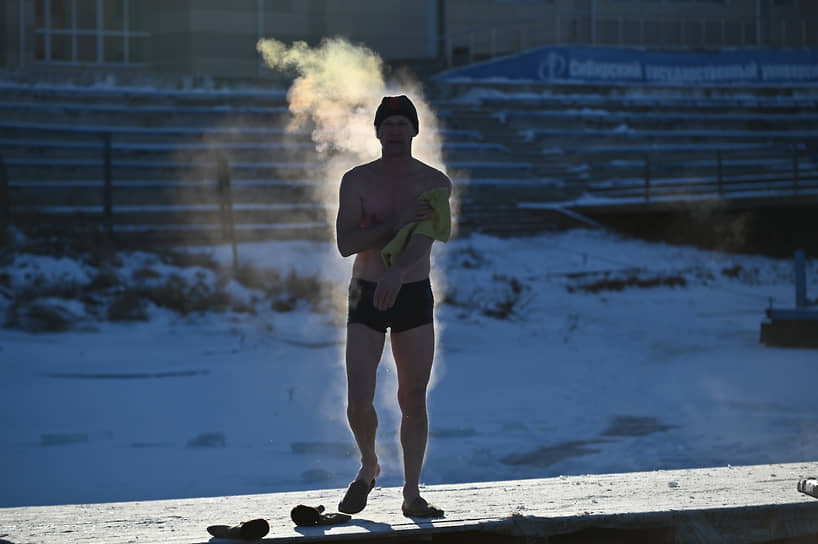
top-left (3, 76), bottom-right (818, 244)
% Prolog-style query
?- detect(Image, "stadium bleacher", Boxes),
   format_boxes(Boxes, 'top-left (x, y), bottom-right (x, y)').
top-left (1, 75), bottom-right (817, 244)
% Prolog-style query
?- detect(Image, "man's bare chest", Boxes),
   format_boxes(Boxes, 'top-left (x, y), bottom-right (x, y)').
top-left (360, 177), bottom-right (424, 222)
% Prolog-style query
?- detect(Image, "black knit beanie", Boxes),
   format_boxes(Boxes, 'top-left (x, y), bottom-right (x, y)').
top-left (374, 95), bottom-right (419, 135)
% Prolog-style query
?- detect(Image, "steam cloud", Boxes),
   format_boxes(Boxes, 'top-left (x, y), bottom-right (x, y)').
top-left (256, 36), bottom-right (447, 205)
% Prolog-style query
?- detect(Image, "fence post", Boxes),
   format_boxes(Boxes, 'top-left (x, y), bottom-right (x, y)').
top-left (1, 152), bottom-right (8, 246)
top-left (217, 156), bottom-right (238, 272)
top-left (102, 132), bottom-right (114, 242)
top-left (716, 149), bottom-right (723, 196)
top-left (792, 144), bottom-right (800, 195)
top-left (644, 154), bottom-right (651, 201)
top-left (794, 249), bottom-right (807, 309)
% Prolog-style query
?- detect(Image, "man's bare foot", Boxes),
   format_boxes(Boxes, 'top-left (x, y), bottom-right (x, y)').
top-left (339, 465), bottom-right (380, 515)
top-left (402, 496), bottom-right (444, 518)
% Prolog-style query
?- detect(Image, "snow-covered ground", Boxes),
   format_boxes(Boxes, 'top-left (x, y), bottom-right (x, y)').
top-left (1, 227), bottom-right (816, 508)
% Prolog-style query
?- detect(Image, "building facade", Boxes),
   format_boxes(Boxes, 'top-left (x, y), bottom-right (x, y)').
top-left (444, 0), bottom-right (818, 64)
top-left (1, 0), bottom-right (816, 79)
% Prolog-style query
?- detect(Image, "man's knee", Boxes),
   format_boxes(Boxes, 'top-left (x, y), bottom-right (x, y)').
top-left (397, 386), bottom-right (427, 416)
top-left (347, 390), bottom-right (375, 419)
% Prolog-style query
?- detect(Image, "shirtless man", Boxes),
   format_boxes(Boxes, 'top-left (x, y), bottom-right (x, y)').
top-left (335, 96), bottom-right (451, 518)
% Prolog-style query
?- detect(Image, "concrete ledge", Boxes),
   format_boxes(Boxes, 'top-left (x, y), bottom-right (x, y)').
top-left (1, 462), bottom-right (817, 544)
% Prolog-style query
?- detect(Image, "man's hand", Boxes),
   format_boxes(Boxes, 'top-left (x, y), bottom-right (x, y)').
top-left (394, 198), bottom-right (433, 232)
top-left (373, 267), bottom-right (402, 311)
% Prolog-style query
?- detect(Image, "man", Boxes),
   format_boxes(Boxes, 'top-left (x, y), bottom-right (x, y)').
top-left (335, 95), bottom-right (451, 518)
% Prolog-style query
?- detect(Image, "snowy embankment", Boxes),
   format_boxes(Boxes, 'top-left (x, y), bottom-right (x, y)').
top-left (1, 227), bottom-right (817, 508)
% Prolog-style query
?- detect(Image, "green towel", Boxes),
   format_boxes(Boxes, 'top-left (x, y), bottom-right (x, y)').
top-left (381, 187), bottom-right (451, 268)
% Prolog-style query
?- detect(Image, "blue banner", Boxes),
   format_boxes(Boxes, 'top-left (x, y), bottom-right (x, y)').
top-left (435, 46), bottom-right (818, 84)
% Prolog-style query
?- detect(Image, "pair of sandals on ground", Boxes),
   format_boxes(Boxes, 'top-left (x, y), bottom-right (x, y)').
top-left (206, 505), bottom-right (352, 540)
top-left (338, 477), bottom-right (444, 518)
top-left (207, 476), bottom-right (443, 540)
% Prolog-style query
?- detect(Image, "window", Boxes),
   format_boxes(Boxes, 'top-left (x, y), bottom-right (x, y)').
top-left (33, 0), bottom-right (150, 65)
top-left (51, 0), bottom-right (70, 29)
top-left (103, 0), bottom-right (123, 31)
top-left (77, 0), bottom-right (96, 30)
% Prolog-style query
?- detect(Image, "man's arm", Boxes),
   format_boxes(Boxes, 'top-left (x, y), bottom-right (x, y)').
top-left (372, 176), bottom-right (451, 311)
top-left (387, 233), bottom-right (434, 279)
top-left (335, 172), bottom-right (396, 257)
top-left (386, 175), bottom-right (450, 275)
top-left (373, 233), bottom-right (434, 311)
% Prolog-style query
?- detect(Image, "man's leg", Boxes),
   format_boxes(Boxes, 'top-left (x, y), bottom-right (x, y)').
top-left (346, 323), bottom-right (385, 483)
top-left (390, 322), bottom-right (435, 505)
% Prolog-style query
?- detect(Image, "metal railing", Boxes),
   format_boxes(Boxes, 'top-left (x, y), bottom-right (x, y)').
top-left (584, 143), bottom-right (818, 203)
top-left (0, 123), bottom-right (328, 248)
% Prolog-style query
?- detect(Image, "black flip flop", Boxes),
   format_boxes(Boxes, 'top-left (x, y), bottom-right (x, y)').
top-left (338, 478), bottom-right (375, 514)
top-left (402, 497), bottom-right (444, 518)
top-left (291, 504), bottom-right (352, 527)
top-left (206, 517), bottom-right (269, 540)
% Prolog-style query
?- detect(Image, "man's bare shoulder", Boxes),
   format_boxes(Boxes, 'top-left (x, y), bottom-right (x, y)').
top-left (341, 161), bottom-right (378, 186)
top-left (412, 159), bottom-right (452, 192)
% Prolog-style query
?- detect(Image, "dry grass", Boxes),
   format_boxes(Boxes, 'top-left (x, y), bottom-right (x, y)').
top-left (107, 292), bottom-right (149, 322)
top-left (482, 274), bottom-right (530, 319)
top-left (2, 242), bottom-right (343, 332)
top-left (440, 274), bottom-right (531, 320)
top-left (568, 274), bottom-right (687, 293)
top-left (5, 300), bottom-right (76, 332)
top-left (131, 275), bottom-right (232, 316)
top-left (158, 250), bottom-right (220, 271)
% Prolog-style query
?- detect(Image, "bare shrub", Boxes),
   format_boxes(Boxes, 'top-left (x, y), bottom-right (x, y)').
top-left (3, 243), bottom-right (346, 330)
top-left (455, 246), bottom-right (488, 269)
top-left (231, 301), bottom-right (257, 315)
top-left (234, 263), bottom-right (282, 293)
top-left (133, 275), bottom-right (232, 316)
top-left (285, 270), bottom-right (321, 305)
top-left (138, 274), bottom-right (189, 313)
top-left (159, 250), bottom-right (219, 270)
top-left (721, 265), bottom-right (742, 278)
top-left (6, 300), bottom-right (76, 332)
top-left (272, 298), bottom-right (296, 313)
top-left (440, 275), bottom-right (531, 320)
top-left (13, 281), bottom-right (84, 305)
top-left (187, 280), bottom-right (232, 314)
top-left (569, 274), bottom-right (687, 294)
top-left (107, 291), bottom-right (149, 322)
top-left (86, 269), bottom-right (122, 292)
top-left (482, 274), bottom-right (530, 319)
top-left (133, 267), bottom-right (162, 281)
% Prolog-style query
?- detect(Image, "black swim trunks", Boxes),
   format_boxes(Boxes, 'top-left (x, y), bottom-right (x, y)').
top-left (347, 278), bottom-right (434, 333)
